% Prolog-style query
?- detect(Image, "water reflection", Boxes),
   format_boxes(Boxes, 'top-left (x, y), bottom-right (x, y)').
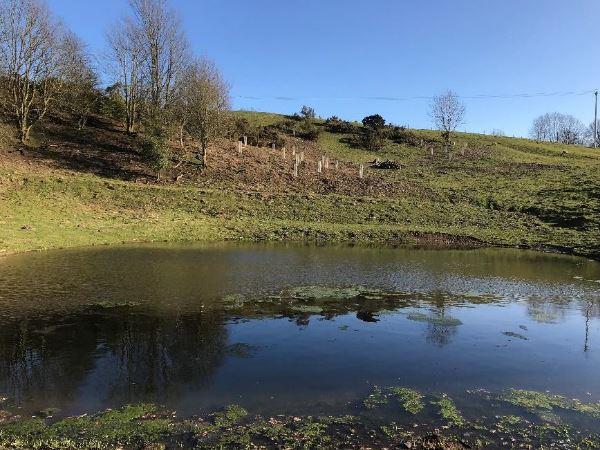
top-left (0, 309), bottom-right (227, 414)
top-left (0, 243), bottom-right (598, 417)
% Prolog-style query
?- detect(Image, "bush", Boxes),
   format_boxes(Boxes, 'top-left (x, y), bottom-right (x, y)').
top-left (299, 120), bottom-right (321, 141)
top-left (99, 84), bottom-right (127, 122)
top-left (385, 126), bottom-right (420, 146)
top-left (360, 128), bottom-right (385, 151)
top-left (229, 118), bottom-right (253, 140)
top-left (140, 134), bottom-right (171, 179)
top-left (362, 114), bottom-right (386, 130)
top-left (325, 116), bottom-right (355, 134)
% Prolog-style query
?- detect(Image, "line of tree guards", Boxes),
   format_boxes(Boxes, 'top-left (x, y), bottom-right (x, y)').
top-left (1, 1), bottom-right (597, 181)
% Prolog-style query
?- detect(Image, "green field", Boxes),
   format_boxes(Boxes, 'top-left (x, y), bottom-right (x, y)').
top-left (1, 111), bottom-right (598, 259)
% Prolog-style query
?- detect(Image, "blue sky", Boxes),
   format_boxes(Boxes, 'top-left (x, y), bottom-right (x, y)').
top-left (47, 0), bottom-right (599, 137)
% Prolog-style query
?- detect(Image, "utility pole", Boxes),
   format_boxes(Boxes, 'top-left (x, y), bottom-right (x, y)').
top-left (594, 90), bottom-right (598, 149)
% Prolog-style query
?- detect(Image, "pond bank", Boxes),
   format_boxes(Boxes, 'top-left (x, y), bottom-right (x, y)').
top-left (1, 387), bottom-right (600, 449)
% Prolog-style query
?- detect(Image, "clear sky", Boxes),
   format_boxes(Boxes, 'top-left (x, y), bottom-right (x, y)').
top-left (46, 0), bottom-right (599, 137)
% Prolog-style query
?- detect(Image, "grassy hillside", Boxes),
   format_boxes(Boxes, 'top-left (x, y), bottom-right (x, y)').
top-left (0, 111), bottom-right (598, 259)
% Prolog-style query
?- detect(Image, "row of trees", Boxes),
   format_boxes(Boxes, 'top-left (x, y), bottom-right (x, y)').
top-left (529, 112), bottom-right (593, 145)
top-left (0, 0), bottom-right (230, 171)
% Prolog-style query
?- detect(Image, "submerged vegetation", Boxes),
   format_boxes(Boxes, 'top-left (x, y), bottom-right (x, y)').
top-left (364, 386), bottom-right (425, 415)
top-left (2, 387), bottom-right (600, 449)
top-left (499, 389), bottom-right (600, 419)
top-left (432, 395), bottom-right (465, 428)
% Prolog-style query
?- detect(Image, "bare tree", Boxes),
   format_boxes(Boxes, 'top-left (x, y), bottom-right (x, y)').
top-left (586, 120), bottom-right (600, 147)
top-left (129, 0), bottom-right (188, 126)
top-left (429, 90), bottom-right (465, 144)
top-left (59, 32), bottom-right (99, 129)
top-left (0, 0), bottom-right (63, 143)
top-left (106, 19), bottom-right (142, 134)
top-left (530, 115), bottom-right (548, 142)
top-left (529, 112), bottom-right (585, 145)
top-left (176, 58), bottom-right (230, 167)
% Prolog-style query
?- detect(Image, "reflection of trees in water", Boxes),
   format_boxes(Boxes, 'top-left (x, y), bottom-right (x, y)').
top-left (0, 309), bottom-right (227, 412)
top-left (103, 311), bottom-right (227, 402)
top-left (525, 297), bottom-right (568, 324)
top-left (0, 318), bottom-right (98, 408)
top-left (424, 292), bottom-right (458, 348)
top-left (524, 297), bottom-right (600, 352)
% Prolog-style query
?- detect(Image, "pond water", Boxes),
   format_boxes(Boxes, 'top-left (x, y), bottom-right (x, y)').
top-left (0, 243), bottom-right (599, 436)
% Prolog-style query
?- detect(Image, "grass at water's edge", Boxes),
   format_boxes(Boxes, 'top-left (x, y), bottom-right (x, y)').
top-left (1, 388), bottom-right (599, 449)
top-left (0, 168), bottom-right (597, 260)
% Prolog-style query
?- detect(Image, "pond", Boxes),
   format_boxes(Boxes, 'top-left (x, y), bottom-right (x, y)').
top-left (0, 243), bottom-right (599, 447)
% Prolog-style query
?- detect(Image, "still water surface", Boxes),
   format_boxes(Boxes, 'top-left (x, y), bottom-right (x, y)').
top-left (0, 243), bottom-right (599, 424)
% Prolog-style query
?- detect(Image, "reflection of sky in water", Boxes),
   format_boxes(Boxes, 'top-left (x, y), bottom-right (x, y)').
top-left (0, 243), bottom-right (598, 422)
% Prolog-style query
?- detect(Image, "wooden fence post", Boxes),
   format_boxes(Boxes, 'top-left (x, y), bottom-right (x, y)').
top-left (293, 161), bottom-right (298, 177)
top-left (300, 152), bottom-right (304, 162)
top-left (243, 136), bottom-right (248, 147)
top-left (359, 164), bottom-right (364, 179)
top-left (292, 145), bottom-right (296, 156)
top-left (282, 147), bottom-right (286, 159)
top-left (317, 161), bottom-right (322, 173)
top-left (237, 141), bottom-right (243, 155)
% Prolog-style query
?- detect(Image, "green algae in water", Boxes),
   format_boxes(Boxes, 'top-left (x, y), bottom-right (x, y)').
top-left (496, 415), bottom-right (523, 429)
top-left (363, 386), bottom-right (425, 415)
top-left (496, 389), bottom-right (600, 421)
top-left (502, 331), bottom-right (528, 340)
top-left (405, 312), bottom-right (463, 327)
top-left (2, 401), bottom-right (600, 449)
top-left (291, 305), bottom-right (324, 314)
top-left (213, 404), bottom-right (248, 428)
top-left (222, 293), bottom-right (246, 307)
top-left (0, 404), bottom-right (172, 449)
top-left (432, 395), bottom-right (465, 427)
top-left (363, 386), bottom-right (388, 409)
top-left (387, 387), bottom-right (425, 415)
top-left (500, 389), bottom-right (566, 411)
top-left (288, 285), bottom-right (381, 301)
top-left (571, 400), bottom-right (600, 419)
